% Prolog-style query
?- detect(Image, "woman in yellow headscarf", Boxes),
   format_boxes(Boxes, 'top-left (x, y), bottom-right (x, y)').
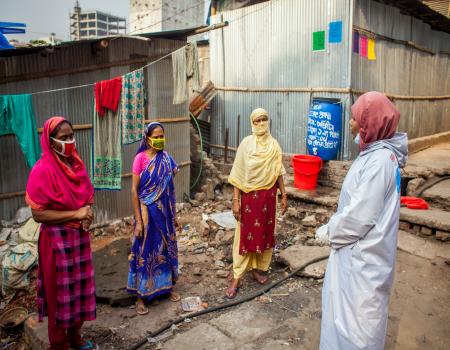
top-left (226, 108), bottom-right (287, 298)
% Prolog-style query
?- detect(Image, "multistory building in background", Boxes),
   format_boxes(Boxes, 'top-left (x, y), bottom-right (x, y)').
top-left (70, 1), bottom-right (126, 40)
top-left (129, 0), bottom-right (207, 34)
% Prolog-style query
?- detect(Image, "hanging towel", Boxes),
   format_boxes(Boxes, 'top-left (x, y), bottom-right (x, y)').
top-left (186, 41), bottom-right (201, 92)
top-left (121, 69), bottom-right (145, 144)
top-left (95, 77), bottom-right (123, 117)
top-left (172, 47), bottom-right (187, 104)
top-left (93, 103), bottom-right (122, 190)
top-left (0, 94), bottom-right (41, 168)
top-left (172, 42), bottom-right (201, 104)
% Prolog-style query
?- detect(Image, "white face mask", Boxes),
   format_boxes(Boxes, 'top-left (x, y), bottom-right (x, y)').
top-left (51, 137), bottom-right (76, 157)
top-left (354, 133), bottom-right (360, 145)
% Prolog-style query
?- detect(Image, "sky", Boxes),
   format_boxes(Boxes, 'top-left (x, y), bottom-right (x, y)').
top-left (1, 0), bottom-right (130, 41)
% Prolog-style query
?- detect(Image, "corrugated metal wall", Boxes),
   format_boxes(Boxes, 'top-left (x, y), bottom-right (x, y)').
top-left (0, 37), bottom-right (190, 222)
top-left (209, 0), bottom-right (450, 161)
top-left (352, 0), bottom-right (450, 139)
top-left (209, 0), bottom-right (354, 159)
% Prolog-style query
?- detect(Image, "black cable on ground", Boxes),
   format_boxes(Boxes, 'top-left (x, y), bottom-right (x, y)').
top-left (416, 176), bottom-right (450, 197)
top-left (129, 255), bottom-right (330, 350)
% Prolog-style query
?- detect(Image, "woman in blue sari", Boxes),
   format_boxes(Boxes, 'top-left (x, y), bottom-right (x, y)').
top-left (127, 122), bottom-right (180, 315)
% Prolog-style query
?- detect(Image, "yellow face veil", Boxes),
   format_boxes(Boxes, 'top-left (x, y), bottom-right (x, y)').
top-left (228, 108), bottom-right (286, 193)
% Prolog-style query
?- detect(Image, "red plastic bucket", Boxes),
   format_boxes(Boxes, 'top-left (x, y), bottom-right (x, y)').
top-left (291, 155), bottom-right (323, 190)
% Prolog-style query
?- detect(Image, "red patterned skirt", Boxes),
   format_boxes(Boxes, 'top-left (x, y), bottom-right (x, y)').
top-left (239, 184), bottom-right (277, 254)
top-left (37, 224), bottom-right (96, 327)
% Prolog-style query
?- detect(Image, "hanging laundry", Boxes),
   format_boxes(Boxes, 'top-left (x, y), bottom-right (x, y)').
top-left (121, 69), bottom-right (145, 144)
top-left (0, 94), bottom-right (41, 168)
top-left (353, 31), bottom-right (360, 53)
top-left (186, 41), bottom-right (201, 92)
top-left (359, 35), bottom-right (368, 58)
top-left (92, 103), bottom-right (122, 190)
top-left (368, 38), bottom-right (376, 60)
top-left (95, 76), bottom-right (123, 117)
top-left (172, 42), bottom-right (201, 104)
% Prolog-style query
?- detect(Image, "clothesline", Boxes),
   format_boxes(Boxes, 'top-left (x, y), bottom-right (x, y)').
top-left (29, 48), bottom-right (181, 96)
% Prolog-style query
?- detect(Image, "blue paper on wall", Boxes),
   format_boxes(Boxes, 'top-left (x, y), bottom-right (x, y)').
top-left (328, 21), bottom-right (343, 43)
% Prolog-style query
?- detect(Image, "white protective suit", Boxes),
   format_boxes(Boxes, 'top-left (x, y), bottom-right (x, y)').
top-left (320, 132), bottom-right (408, 350)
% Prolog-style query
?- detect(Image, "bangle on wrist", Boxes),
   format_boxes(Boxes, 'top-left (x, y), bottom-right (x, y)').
top-left (233, 197), bottom-right (239, 201)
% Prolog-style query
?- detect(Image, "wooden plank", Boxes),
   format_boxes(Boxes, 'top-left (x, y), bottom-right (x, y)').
top-left (0, 160), bottom-right (192, 200)
top-left (216, 86), bottom-right (450, 101)
top-left (36, 118), bottom-right (189, 134)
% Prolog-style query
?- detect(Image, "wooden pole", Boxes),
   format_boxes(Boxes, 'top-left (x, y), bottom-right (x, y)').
top-left (237, 114), bottom-right (240, 147)
top-left (224, 128), bottom-right (229, 163)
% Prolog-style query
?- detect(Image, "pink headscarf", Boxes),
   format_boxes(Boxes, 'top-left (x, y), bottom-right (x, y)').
top-left (26, 117), bottom-right (94, 213)
top-left (351, 91), bottom-right (400, 150)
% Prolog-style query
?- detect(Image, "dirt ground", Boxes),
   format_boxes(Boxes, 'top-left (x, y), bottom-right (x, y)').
top-left (2, 196), bottom-right (450, 350)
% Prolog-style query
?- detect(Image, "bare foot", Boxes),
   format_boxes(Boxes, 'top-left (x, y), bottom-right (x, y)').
top-left (136, 298), bottom-right (149, 315)
top-left (252, 270), bottom-right (268, 285)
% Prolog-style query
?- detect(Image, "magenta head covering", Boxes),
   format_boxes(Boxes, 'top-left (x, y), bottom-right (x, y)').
top-left (351, 91), bottom-right (400, 150)
top-left (26, 116), bottom-right (94, 213)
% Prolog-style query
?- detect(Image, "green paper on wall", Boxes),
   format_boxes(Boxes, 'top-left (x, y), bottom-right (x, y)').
top-left (313, 31), bottom-right (326, 51)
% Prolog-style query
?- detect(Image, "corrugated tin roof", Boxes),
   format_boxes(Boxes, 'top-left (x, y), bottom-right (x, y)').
top-left (374, 0), bottom-right (450, 33)
top-left (0, 26), bottom-right (204, 58)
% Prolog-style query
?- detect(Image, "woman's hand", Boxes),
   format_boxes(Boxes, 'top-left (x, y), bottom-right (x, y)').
top-left (232, 199), bottom-right (241, 222)
top-left (280, 194), bottom-right (288, 216)
top-left (82, 218), bottom-right (92, 231)
top-left (75, 206), bottom-right (93, 221)
top-left (134, 221), bottom-right (144, 238)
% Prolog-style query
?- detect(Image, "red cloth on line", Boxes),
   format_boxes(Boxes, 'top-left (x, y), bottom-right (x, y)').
top-left (95, 77), bottom-right (123, 117)
top-left (239, 185), bottom-right (277, 254)
top-left (401, 196), bottom-right (429, 210)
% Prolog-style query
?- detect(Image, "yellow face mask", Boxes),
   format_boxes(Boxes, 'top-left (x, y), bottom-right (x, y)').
top-left (147, 137), bottom-right (165, 151)
top-left (252, 120), bottom-right (269, 136)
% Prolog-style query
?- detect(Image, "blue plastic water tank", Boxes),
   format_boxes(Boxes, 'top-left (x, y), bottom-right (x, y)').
top-left (306, 98), bottom-right (342, 160)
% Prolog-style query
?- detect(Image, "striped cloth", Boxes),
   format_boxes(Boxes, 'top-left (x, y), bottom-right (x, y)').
top-left (37, 224), bottom-right (96, 327)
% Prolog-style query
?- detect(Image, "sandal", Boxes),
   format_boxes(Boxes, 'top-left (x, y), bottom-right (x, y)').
top-left (136, 300), bottom-right (149, 315)
top-left (169, 291), bottom-right (181, 302)
top-left (252, 270), bottom-right (268, 285)
top-left (70, 340), bottom-right (99, 350)
top-left (225, 278), bottom-right (240, 299)
top-left (225, 286), bottom-right (239, 299)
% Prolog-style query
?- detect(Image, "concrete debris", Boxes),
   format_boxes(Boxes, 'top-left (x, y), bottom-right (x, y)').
top-left (215, 270), bottom-right (228, 278)
top-left (215, 260), bottom-right (225, 268)
top-left (209, 211), bottom-right (237, 230)
top-left (200, 220), bottom-right (210, 236)
top-left (302, 215), bottom-right (317, 227)
top-left (279, 245), bottom-right (330, 271)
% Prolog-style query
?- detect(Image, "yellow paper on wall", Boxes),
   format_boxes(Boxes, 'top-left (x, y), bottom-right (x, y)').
top-left (368, 39), bottom-right (376, 60)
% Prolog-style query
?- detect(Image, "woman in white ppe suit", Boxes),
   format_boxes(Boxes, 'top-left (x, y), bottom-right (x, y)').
top-left (320, 91), bottom-right (408, 350)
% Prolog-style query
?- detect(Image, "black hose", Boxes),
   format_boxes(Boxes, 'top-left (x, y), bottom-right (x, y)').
top-left (416, 176), bottom-right (450, 197)
top-left (129, 254), bottom-right (330, 350)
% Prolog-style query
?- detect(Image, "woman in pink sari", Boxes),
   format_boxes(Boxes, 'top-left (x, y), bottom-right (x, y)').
top-left (26, 117), bottom-right (97, 350)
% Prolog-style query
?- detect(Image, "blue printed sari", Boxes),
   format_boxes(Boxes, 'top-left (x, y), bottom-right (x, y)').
top-left (127, 151), bottom-right (178, 300)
